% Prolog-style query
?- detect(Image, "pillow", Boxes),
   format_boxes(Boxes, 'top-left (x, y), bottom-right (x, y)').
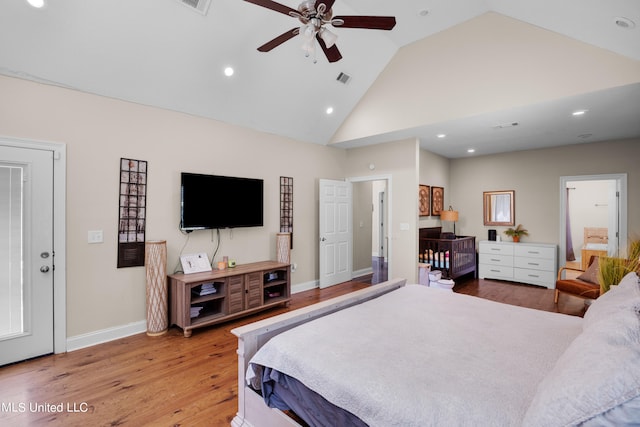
top-left (576, 256), bottom-right (600, 284)
top-left (583, 272), bottom-right (640, 333)
top-left (523, 276), bottom-right (640, 426)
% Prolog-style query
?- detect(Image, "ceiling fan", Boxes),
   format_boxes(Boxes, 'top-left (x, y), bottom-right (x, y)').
top-left (244, 0), bottom-right (396, 63)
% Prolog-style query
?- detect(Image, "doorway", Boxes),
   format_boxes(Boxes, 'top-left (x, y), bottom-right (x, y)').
top-left (350, 176), bottom-right (391, 284)
top-left (559, 174), bottom-right (627, 268)
top-left (0, 137), bottom-right (66, 365)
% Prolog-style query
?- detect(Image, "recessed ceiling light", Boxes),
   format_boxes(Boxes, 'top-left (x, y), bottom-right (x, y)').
top-left (436, 134), bottom-right (446, 138)
top-left (572, 110), bottom-right (587, 116)
top-left (224, 67), bottom-right (234, 77)
top-left (419, 9), bottom-right (429, 17)
top-left (614, 17), bottom-right (636, 29)
top-left (27, 0), bottom-right (45, 7)
top-left (326, 107), bottom-right (334, 115)
top-left (467, 148), bottom-right (476, 153)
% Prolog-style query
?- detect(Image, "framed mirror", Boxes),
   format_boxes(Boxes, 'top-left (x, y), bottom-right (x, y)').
top-left (483, 190), bottom-right (515, 226)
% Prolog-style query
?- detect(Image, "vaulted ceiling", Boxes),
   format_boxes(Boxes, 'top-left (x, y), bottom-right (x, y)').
top-left (1, 0), bottom-right (639, 158)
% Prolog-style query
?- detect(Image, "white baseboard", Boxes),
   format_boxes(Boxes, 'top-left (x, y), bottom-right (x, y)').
top-left (291, 279), bottom-right (318, 294)
top-left (352, 267), bottom-right (373, 278)
top-left (66, 320), bottom-right (147, 352)
top-left (66, 277), bottom-right (348, 351)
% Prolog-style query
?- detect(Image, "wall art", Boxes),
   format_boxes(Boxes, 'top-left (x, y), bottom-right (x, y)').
top-left (431, 186), bottom-right (444, 216)
top-left (280, 176), bottom-right (293, 249)
top-left (419, 184), bottom-right (430, 216)
top-left (117, 158), bottom-right (147, 268)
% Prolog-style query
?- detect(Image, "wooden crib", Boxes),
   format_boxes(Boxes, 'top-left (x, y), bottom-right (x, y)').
top-left (419, 227), bottom-right (476, 280)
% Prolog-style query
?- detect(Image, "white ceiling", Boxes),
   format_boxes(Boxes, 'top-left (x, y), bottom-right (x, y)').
top-left (0, 0), bottom-right (639, 158)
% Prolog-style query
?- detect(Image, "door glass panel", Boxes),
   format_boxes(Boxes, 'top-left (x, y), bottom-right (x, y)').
top-left (0, 164), bottom-right (24, 338)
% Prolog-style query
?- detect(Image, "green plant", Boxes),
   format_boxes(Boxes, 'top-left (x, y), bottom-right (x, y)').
top-left (504, 224), bottom-right (529, 238)
top-left (597, 237), bottom-right (640, 294)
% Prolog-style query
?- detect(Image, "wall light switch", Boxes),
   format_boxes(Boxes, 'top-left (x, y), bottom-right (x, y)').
top-left (400, 223), bottom-right (410, 231)
top-left (88, 230), bottom-right (103, 244)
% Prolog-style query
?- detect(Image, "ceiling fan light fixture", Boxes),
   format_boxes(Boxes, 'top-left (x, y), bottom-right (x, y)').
top-left (319, 27), bottom-right (338, 48)
top-left (301, 24), bottom-right (316, 40)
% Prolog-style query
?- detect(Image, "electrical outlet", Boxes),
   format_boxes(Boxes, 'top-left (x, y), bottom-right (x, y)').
top-left (88, 230), bottom-right (103, 244)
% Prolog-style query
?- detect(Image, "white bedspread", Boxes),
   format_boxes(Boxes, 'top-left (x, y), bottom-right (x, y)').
top-left (248, 284), bottom-right (583, 426)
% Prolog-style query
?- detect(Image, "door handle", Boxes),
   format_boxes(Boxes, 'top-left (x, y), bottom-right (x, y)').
top-left (40, 265), bottom-right (50, 273)
top-left (320, 237), bottom-right (326, 242)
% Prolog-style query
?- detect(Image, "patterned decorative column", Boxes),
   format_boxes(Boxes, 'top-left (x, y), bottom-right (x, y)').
top-left (276, 233), bottom-right (291, 264)
top-left (145, 240), bottom-right (168, 336)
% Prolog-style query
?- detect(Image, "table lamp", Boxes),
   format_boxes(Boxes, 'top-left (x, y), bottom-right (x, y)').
top-left (440, 206), bottom-right (459, 237)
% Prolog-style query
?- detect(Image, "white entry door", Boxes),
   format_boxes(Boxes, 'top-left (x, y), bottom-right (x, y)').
top-left (319, 179), bottom-right (352, 288)
top-left (0, 145), bottom-right (54, 366)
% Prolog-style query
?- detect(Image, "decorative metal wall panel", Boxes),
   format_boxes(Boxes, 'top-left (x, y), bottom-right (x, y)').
top-left (118, 158), bottom-right (147, 268)
top-left (280, 176), bottom-right (293, 249)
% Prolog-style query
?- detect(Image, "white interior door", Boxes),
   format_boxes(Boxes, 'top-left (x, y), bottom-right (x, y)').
top-left (0, 145), bottom-right (54, 366)
top-left (319, 179), bottom-right (352, 289)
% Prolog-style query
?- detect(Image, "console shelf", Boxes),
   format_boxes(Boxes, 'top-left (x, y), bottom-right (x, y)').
top-left (168, 261), bottom-right (291, 337)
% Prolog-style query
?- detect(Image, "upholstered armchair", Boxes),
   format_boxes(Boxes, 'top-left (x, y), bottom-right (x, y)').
top-left (554, 256), bottom-right (600, 304)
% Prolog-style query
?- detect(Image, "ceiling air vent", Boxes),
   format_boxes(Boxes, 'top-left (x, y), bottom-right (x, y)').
top-left (336, 72), bottom-right (352, 85)
top-left (175, 0), bottom-right (212, 15)
top-left (492, 122), bottom-right (519, 129)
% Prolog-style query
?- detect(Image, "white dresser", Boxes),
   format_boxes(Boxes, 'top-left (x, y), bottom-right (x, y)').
top-left (478, 241), bottom-right (557, 289)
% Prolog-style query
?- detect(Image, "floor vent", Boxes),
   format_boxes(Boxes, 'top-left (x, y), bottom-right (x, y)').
top-left (176, 0), bottom-right (212, 15)
top-left (336, 72), bottom-right (352, 85)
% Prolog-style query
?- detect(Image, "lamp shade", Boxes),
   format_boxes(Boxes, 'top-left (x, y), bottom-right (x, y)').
top-left (440, 209), bottom-right (459, 222)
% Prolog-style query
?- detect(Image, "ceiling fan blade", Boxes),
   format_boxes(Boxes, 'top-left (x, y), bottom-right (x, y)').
top-left (243, 0), bottom-right (298, 17)
top-left (258, 28), bottom-right (300, 52)
top-left (315, 0), bottom-right (336, 12)
top-left (316, 34), bottom-right (342, 63)
top-left (332, 15), bottom-right (396, 30)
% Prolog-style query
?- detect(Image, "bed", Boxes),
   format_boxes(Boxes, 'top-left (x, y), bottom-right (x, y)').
top-left (418, 227), bottom-right (476, 279)
top-left (581, 227), bottom-right (609, 270)
top-left (231, 274), bottom-right (640, 427)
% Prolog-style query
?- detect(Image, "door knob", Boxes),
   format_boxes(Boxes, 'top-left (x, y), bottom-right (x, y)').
top-left (40, 266), bottom-right (50, 273)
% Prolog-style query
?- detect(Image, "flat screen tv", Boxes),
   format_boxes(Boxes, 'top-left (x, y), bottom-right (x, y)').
top-left (180, 172), bottom-right (264, 231)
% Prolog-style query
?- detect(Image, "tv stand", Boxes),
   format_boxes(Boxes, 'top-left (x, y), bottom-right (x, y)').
top-left (168, 261), bottom-right (291, 337)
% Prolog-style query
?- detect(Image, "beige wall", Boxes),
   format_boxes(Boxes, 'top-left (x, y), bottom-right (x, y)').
top-left (418, 149), bottom-right (451, 232)
top-left (346, 139), bottom-right (420, 283)
top-left (0, 75), bottom-right (347, 337)
top-left (332, 12), bottom-right (640, 144)
top-left (449, 140), bottom-right (640, 246)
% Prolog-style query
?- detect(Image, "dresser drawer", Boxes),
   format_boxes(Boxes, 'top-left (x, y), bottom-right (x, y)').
top-left (479, 264), bottom-right (513, 279)
top-left (481, 254), bottom-right (513, 267)
top-left (513, 268), bottom-right (555, 287)
top-left (479, 242), bottom-right (514, 256)
top-left (514, 245), bottom-right (555, 260)
top-left (514, 256), bottom-right (555, 271)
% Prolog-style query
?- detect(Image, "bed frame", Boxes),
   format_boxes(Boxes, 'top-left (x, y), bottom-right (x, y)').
top-left (419, 227), bottom-right (476, 279)
top-left (230, 278), bottom-right (407, 427)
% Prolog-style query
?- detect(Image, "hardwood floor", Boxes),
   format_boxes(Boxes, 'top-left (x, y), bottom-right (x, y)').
top-left (0, 276), bottom-right (585, 427)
